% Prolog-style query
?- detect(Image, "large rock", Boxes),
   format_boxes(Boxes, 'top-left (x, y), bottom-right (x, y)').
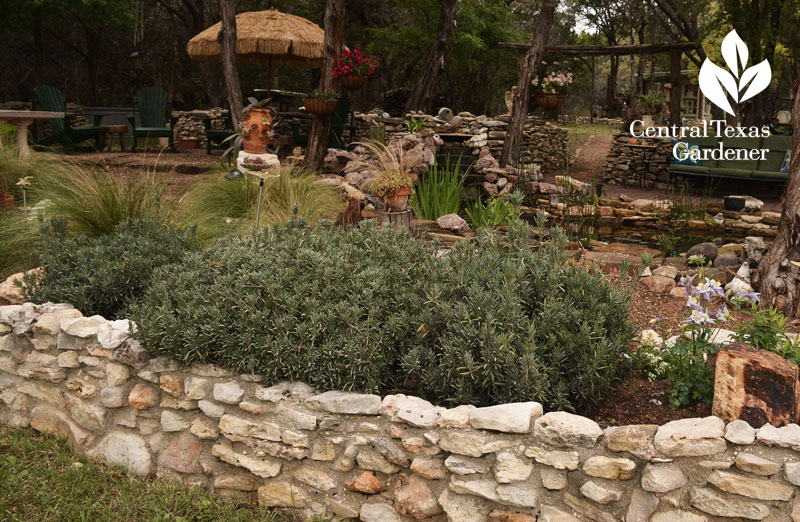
top-left (713, 342), bottom-right (799, 427)
top-left (707, 470), bottom-right (793, 501)
top-left (687, 242), bottom-right (718, 262)
top-left (641, 463), bottom-right (687, 492)
top-left (380, 394), bottom-right (444, 428)
top-left (626, 488), bottom-right (658, 522)
top-left (642, 275), bottom-right (676, 293)
top-left (690, 487), bottom-right (769, 520)
top-left (524, 446), bottom-right (579, 470)
top-left (394, 473), bottom-right (442, 519)
top-left (604, 424), bottom-right (657, 460)
top-left (654, 416), bottom-right (726, 457)
top-left (493, 451), bottom-right (533, 483)
top-left (305, 390), bottom-right (381, 415)
top-left (436, 214), bottom-right (471, 235)
top-left (757, 423), bottom-right (800, 450)
top-left (157, 431), bottom-right (202, 473)
top-left (88, 431), bottom-right (152, 476)
top-left (469, 402), bottom-right (542, 433)
top-left (533, 412), bottom-right (602, 448)
top-left (30, 404), bottom-right (92, 451)
top-left (582, 455), bottom-right (636, 480)
top-left (438, 490), bottom-right (490, 522)
top-left (735, 453), bottom-right (779, 476)
top-left (439, 430), bottom-right (486, 457)
top-left (212, 443), bottom-right (282, 478)
top-left (257, 482), bottom-right (310, 508)
top-left (724, 419), bottom-right (756, 444)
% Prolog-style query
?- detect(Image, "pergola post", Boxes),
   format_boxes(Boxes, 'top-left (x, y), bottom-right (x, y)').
top-left (669, 50), bottom-right (682, 127)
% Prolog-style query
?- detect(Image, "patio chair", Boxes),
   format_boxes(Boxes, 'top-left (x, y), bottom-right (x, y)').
top-left (291, 98), bottom-right (357, 149)
top-left (129, 87), bottom-right (177, 152)
top-left (32, 85), bottom-right (104, 150)
top-left (203, 111), bottom-right (235, 154)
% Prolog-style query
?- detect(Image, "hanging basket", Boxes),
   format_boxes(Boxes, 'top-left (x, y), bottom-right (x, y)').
top-left (339, 75), bottom-right (368, 90)
top-left (302, 98), bottom-right (338, 116)
top-left (533, 92), bottom-right (566, 112)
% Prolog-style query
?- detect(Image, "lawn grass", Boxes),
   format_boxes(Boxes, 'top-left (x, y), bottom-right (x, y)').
top-left (0, 426), bottom-right (313, 521)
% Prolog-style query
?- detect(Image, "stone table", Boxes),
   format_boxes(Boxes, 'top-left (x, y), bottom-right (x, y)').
top-left (0, 110), bottom-right (65, 158)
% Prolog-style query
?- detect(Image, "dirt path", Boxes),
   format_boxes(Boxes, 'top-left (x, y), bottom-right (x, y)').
top-left (571, 133), bottom-right (613, 182)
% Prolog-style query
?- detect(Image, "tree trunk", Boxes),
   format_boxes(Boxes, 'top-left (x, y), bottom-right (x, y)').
top-left (500, 0), bottom-right (556, 168)
top-left (404, 0), bottom-right (458, 114)
top-left (756, 79), bottom-right (800, 317)
top-left (305, 0), bottom-right (344, 171)
top-left (218, 0), bottom-right (243, 124)
top-left (669, 50), bottom-right (682, 127)
top-left (606, 55), bottom-right (619, 116)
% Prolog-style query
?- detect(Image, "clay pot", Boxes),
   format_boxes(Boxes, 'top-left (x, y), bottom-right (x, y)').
top-left (241, 108), bottom-right (272, 154)
top-left (302, 98), bottom-right (338, 116)
top-left (384, 186), bottom-right (413, 212)
top-left (340, 75), bottom-right (368, 90)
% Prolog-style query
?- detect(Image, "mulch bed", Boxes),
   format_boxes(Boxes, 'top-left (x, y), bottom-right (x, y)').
top-left (586, 374), bottom-right (711, 428)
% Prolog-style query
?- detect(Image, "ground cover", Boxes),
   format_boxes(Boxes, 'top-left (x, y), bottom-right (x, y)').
top-left (0, 426), bottom-right (313, 522)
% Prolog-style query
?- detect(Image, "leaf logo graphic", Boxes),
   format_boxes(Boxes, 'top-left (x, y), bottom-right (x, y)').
top-left (698, 30), bottom-right (772, 116)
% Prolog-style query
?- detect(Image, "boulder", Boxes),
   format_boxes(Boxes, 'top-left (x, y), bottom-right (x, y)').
top-left (713, 253), bottom-right (741, 268)
top-left (687, 242), bottom-right (718, 262)
top-left (436, 214), bottom-right (471, 236)
top-left (712, 342), bottom-right (800, 427)
top-left (642, 275), bottom-right (676, 294)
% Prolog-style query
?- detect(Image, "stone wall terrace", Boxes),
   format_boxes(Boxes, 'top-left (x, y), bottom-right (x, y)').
top-left (2, 302), bottom-right (800, 521)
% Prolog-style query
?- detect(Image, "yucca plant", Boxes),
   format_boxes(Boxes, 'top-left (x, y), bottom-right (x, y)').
top-left (410, 156), bottom-right (466, 220)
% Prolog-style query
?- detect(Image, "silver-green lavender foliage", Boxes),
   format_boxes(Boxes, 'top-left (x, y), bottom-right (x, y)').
top-left (133, 217), bottom-right (637, 411)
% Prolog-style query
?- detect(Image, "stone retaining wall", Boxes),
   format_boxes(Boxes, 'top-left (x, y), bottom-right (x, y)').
top-left (604, 135), bottom-right (672, 190)
top-left (3, 302), bottom-right (800, 521)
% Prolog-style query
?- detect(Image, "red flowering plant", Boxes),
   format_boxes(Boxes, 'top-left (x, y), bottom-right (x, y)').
top-left (332, 48), bottom-right (379, 78)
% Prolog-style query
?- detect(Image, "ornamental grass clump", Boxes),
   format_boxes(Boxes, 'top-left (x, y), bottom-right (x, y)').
top-left (133, 217), bottom-right (638, 411)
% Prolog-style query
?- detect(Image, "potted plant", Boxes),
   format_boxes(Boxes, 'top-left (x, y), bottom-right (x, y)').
top-left (371, 171), bottom-right (415, 212)
top-left (531, 70), bottom-right (573, 111)
top-left (639, 91), bottom-right (665, 126)
top-left (302, 90), bottom-right (338, 116)
top-left (240, 98), bottom-right (274, 154)
top-left (332, 48), bottom-right (379, 89)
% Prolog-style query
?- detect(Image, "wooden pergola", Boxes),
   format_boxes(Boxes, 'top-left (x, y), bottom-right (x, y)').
top-left (498, 41), bottom-right (702, 126)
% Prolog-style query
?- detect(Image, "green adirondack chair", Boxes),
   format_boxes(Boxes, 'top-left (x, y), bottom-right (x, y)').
top-left (129, 87), bottom-right (177, 152)
top-left (203, 111), bottom-right (235, 154)
top-left (32, 85), bottom-right (103, 149)
top-left (291, 98), bottom-right (356, 149)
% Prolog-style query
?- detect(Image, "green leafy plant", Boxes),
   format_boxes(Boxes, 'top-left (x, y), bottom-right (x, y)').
top-left (687, 254), bottom-right (707, 267)
top-left (405, 116), bottom-right (429, 133)
top-left (133, 217), bottom-right (637, 411)
top-left (22, 218), bottom-right (196, 319)
top-left (661, 329), bottom-right (718, 408)
top-left (306, 89), bottom-right (338, 100)
top-left (370, 171), bottom-right (415, 198)
top-left (639, 90), bottom-right (666, 114)
top-left (410, 157), bottom-right (465, 220)
top-left (465, 191), bottom-right (523, 228)
top-left (731, 298), bottom-right (800, 364)
top-left (0, 210), bottom-right (42, 279)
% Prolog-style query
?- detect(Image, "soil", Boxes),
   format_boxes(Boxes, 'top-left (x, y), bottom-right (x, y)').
top-left (587, 374), bottom-right (711, 428)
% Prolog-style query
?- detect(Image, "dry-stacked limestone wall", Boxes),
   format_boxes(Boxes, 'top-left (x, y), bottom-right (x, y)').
top-left (604, 135), bottom-right (673, 190)
top-left (3, 302), bottom-right (800, 522)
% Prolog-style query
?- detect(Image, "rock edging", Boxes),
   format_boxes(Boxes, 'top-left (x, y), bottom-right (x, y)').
top-left (2, 302), bottom-right (800, 521)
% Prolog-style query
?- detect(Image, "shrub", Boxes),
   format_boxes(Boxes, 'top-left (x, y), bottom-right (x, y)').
top-left (465, 191), bottom-right (524, 228)
top-left (23, 218), bottom-right (196, 319)
top-left (133, 218), bottom-right (637, 410)
top-left (133, 218), bottom-right (433, 393)
top-left (410, 158), bottom-right (465, 220)
top-left (404, 222), bottom-right (637, 409)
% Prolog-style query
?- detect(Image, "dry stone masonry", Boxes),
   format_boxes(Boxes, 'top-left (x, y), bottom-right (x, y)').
top-left (3, 302), bottom-right (800, 521)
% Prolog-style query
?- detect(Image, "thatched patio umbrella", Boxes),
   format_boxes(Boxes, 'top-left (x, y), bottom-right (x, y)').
top-left (186, 9), bottom-right (324, 91)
